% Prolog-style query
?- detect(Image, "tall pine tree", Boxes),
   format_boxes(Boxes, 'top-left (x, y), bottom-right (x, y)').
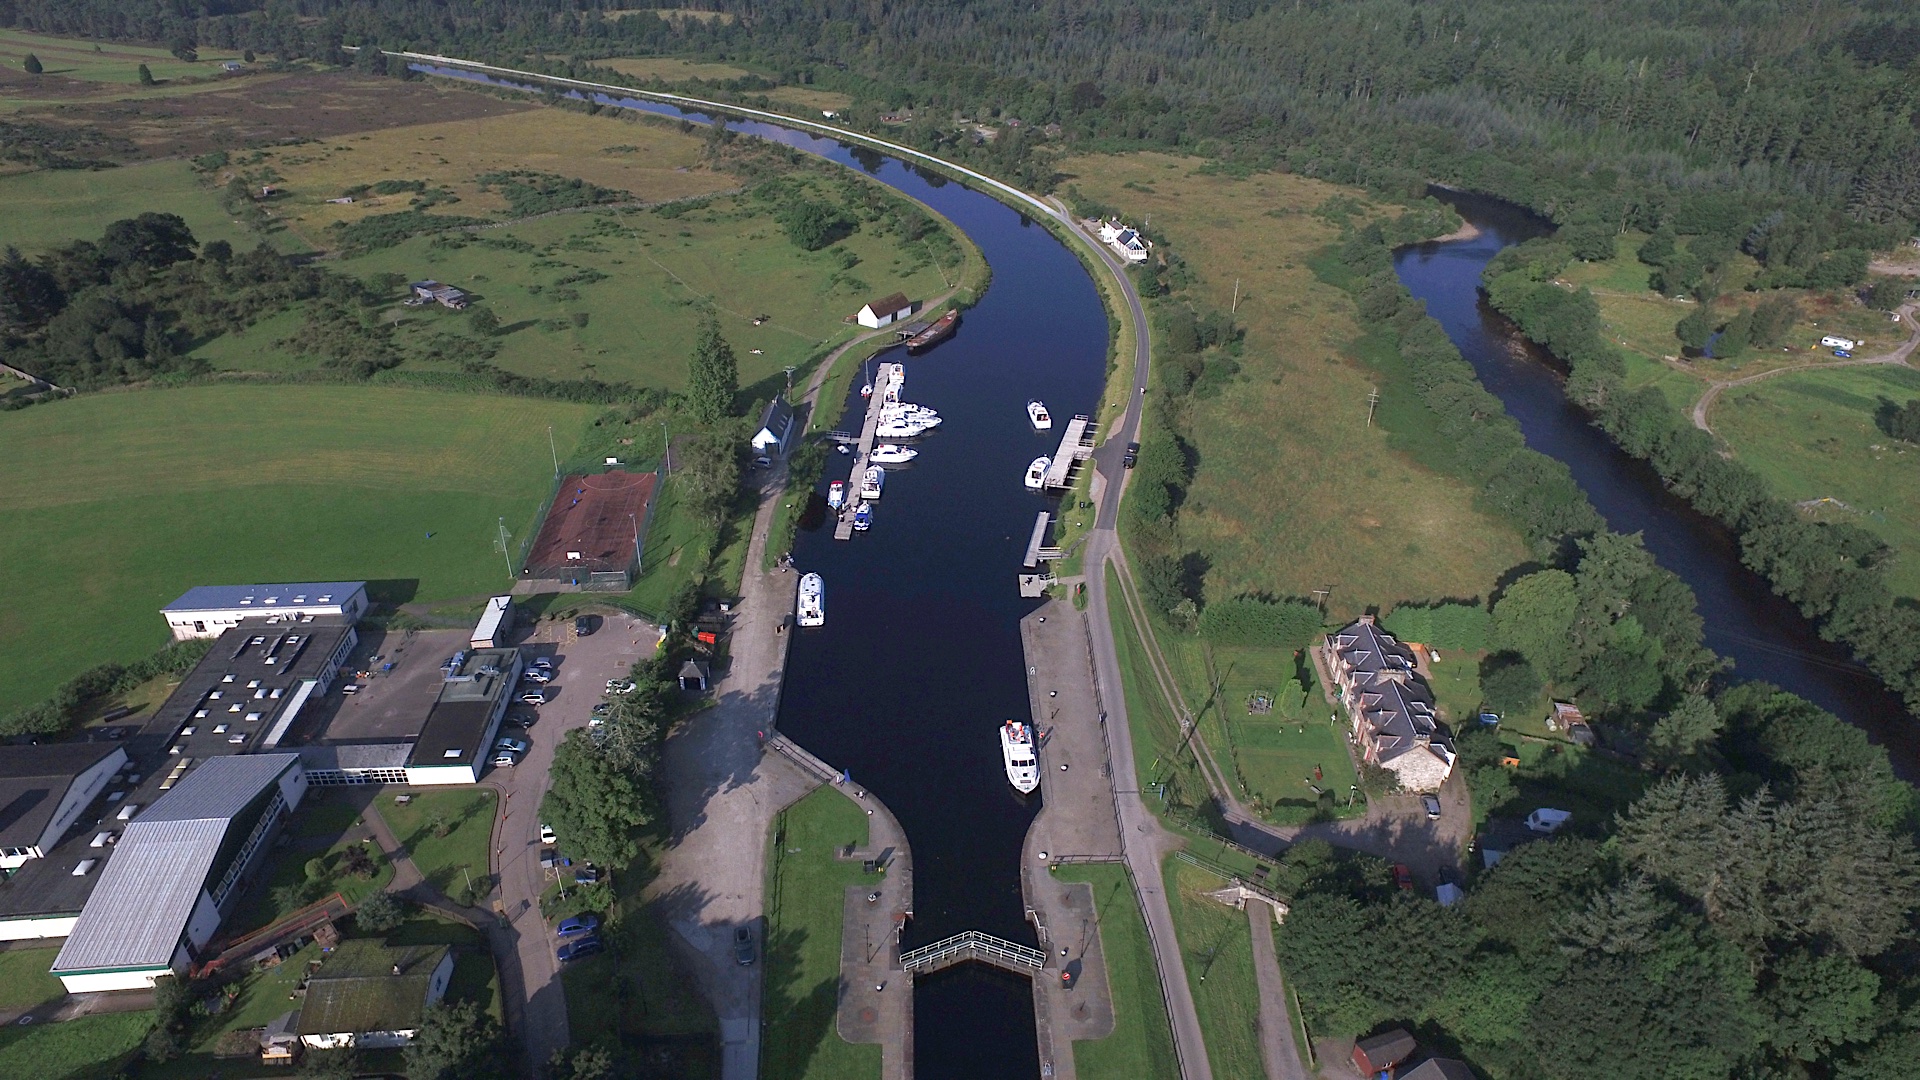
top-left (686, 318), bottom-right (738, 424)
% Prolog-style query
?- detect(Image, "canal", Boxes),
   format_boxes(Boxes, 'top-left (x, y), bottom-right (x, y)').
top-left (413, 64), bottom-right (1112, 1077)
top-left (1394, 192), bottom-right (1919, 776)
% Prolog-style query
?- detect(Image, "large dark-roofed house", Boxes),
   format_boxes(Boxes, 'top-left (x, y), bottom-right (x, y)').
top-left (1326, 616), bottom-right (1456, 792)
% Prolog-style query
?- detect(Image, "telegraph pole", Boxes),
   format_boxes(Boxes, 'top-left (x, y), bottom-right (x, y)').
top-left (1231, 278), bottom-right (1240, 314)
top-left (1366, 386), bottom-right (1380, 427)
top-left (547, 425), bottom-right (559, 477)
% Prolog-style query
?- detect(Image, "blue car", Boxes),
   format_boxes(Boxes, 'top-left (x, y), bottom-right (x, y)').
top-left (556, 936), bottom-right (603, 963)
top-left (556, 914), bottom-right (601, 939)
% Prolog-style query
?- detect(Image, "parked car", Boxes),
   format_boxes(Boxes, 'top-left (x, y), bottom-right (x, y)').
top-left (520, 690), bottom-right (547, 706)
top-left (539, 848), bottom-right (569, 869)
top-left (556, 914), bottom-right (601, 939)
top-left (521, 669), bottom-right (551, 684)
top-left (591, 702), bottom-right (613, 716)
top-left (557, 937), bottom-right (603, 963)
top-left (1834, 348), bottom-right (1853, 358)
top-left (532, 655), bottom-right (555, 670)
top-left (1421, 794), bottom-right (1442, 819)
top-left (492, 751), bottom-right (519, 768)
top-left (574, 615), bottom-right (597, 637)
top-left (508, 711), bottom-right (536, 728)
top-left (1391, 863), bottom-right (1414, 892)
top-left (734, 925), bottom-right (755, 966)
top-left (1122, 441), bottom-right (1140, 469)
top-left (606, 679), bottom-right (636, 695)
top-left (339, 683), bottom-right (360, 695)
top-left (496, 737), bottom-right (529, 755)
top-left (540, 823), bottom-right (557, 845)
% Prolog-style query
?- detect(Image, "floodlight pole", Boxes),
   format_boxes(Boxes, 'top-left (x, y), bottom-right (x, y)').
top-left (548, 425), bottom-right (559, 478)
top-left (630, 513), bottom-right (641, 576)
top-left (499, 517), bottom-right (513, 580)
top-left (662, 421), bottom-right (671, 477)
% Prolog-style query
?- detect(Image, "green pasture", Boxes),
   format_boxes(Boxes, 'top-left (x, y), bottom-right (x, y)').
top-left (1054, 862), bottom-right (1179, 1079)
top-left (761, 787), bottom-right (881, 1080)
top-left (0, 1008), bottom-right (152, 1080)
top-left (0, 27), bottom-right (244, 86)
top-left (374, 787), bottom-right (498, 906)
top-left (1715, 364), bottom-right (1920, 598)
top-left (1163, 858), bottom-right (1265, 1080)
top-left (0, 384), bottom-right (595, 702)
top-left (0, 944), bottom-right (65, 1010)
top-left (0, 160), bottom-right (262, 254)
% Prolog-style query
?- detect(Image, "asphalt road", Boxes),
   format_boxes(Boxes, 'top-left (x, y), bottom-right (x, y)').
top-left (490, 612), bottom-right (657, 1075)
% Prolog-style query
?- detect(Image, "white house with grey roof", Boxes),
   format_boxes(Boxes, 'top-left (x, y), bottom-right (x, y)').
top-left (1326, 616), bottom-right (1455, 792)
top-left (162, 582), bottom-right (367, 641)
top-left (50, 754), bottom-right (306, 992)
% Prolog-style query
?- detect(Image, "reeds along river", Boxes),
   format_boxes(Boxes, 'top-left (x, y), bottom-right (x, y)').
top-left (411, 65), bottom-right (1113, 1078)
top-left (1395, 190), bottom-right (1919, 779)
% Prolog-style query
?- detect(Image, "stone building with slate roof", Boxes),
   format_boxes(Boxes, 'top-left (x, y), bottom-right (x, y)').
top-left (1326, 616), bottom-right (1456, 792)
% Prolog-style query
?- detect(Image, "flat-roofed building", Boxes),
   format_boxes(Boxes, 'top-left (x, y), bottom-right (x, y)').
top-left (162, 582), bottom-right (367, 641)
top-left (0, 744), bottom-right (128, 871)
top-left (159, 616), bottom-right (358, 754)
top-left (403, 648), bottom-right (522, 785)
top-left (51, 754), bottom-right (307, 992)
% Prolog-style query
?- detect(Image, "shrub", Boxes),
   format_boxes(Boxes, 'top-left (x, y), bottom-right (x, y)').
top-left (1198, 597), bottom-right (1324, 648)
top-left (354, 890), bottom-right (406, 934)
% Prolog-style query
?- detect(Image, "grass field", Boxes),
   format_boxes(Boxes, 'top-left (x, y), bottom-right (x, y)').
top-left (1064, 153), bottom-right (1527, 617)
top-left (762, 787), bottom-right (882, 1080)
top-left (1053, 862), bottom-right (1179, 1079)
top-left (0, 27), bottom-right (244, 86)
top-left (374, 788), bottom-right (498, 906)
top-left (1106, 567), bottom-right (1216, 816)
top-left (0, 1008), bottom-right (151, 1080)
top-left (601, 56), bottom-right (754, 82)
top-left (0, 384), bottom-right (596, 703)
top-left (0, 943), bottom-right (65, 1010)
top-left (1162, 858), bottom-right (1265, 1080)
top-left (1715, 364), bottom-right (1920, 597)
top-left (250, 107), bottom-right (733, 241)
top-left (0, 159), bottom-right (259, 253)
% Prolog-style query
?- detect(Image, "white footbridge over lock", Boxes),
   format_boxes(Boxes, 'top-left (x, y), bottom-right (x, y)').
top-left (900, 930), bottom-right (1047, 976)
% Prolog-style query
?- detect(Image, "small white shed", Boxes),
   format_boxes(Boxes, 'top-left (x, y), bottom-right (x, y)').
top-left (470, 596), bottom-right (513, 649)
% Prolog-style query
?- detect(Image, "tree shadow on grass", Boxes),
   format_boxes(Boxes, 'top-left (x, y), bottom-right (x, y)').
top-left (759, 923), bottom-right (849, 1080)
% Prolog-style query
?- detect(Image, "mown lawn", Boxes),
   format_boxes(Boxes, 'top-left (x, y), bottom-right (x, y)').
top-left (761, 787), bottom-right (881, 1080)
top-left (1162, 858), bottom-right (1265, 1080)
top-left (1716, 364), bottom-right (1920, 599)
top-left (0, 1008), bottom-right (152, 1080)
top-left (1053, 862), bottom-right (1179, 1080)
top-left (374, 788), bottom-right (498, 906)
top-left (0, 384), bottom-right (595, 702)
top-left (0, 944), bottom-right (65, 1010)
top-left (0, 159), bottom-right (260, 254)
top-left (1064, 153), bottom-right (1528, 617)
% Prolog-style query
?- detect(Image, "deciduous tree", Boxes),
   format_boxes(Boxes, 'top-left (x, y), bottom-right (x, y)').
top-left (686, 319), bottom-right (738, 423)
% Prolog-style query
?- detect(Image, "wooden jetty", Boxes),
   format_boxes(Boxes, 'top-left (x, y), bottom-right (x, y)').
top-left (833, 362), bottom-right (905, 540)
top-left (1039, 414), bottom-right (1097, 490)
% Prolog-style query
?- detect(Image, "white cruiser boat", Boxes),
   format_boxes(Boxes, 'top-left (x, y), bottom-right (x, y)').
top-left (860, 465), bottom-right (886, 500)
top-left (827, 480), bottom-right (845, 510)
top-left (880, 403), bottom-right (939, 422)
top-left (1027, 400), bottom-right (1052, 431)
top-left (1024, 456), bottom-right (1051, 491)
top-left (869, 444), bottom-right (918, 464)
top-left (797, 573), bottom-right (825, 627)
top-left (853, 503), bottom-right (873, 531)
top-left (876, 417), bottom-right (938, 439)
top-left (1001, 720), bottom-right (1039, 794)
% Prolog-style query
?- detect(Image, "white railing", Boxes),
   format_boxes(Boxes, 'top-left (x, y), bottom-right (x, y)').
top-left (900, 930), bottom-right (1046, 973)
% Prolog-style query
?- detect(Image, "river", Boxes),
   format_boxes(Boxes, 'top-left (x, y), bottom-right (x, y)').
top-left (412, 65), bottom-right (1111, 1077)
top-left (1394, 192), bottom-right (1919, 776)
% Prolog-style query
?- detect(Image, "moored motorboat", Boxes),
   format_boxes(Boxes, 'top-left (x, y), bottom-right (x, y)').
top-left (1027, 400), bottom-right (1052, 430)
top-left (827, 480), bottom-right (845, 509)
top-left (1000, 720), bottom-right (1039, 794)
top-left (905, 309), bottom-right (959, 353)
top-left (797, 573), bottom-right (825, 627)
top-left (1024, 456), bottom-right (1051, 491)
top-left (852, 503), bottom-right (873, 531)
top-left (860, 465), bottom-right (886, 500)
top-left (869, 444), bottom-right (918, 464)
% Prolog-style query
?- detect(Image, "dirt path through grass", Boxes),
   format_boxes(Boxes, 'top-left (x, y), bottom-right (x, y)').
top-left (1692, 302), bottom-right (1920, 434)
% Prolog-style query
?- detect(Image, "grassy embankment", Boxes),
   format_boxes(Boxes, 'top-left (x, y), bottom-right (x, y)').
top-left (0, 384), bottom-right (596, 703)
top-left (760, 787), bottom-right (882, 1080)
top-left (1067, 154), bottom-right (1524, 823)
top-left (1161, 857), bottom-right (1266, 1080)
top-left (1051, 862), bottom-right (1179, 1078)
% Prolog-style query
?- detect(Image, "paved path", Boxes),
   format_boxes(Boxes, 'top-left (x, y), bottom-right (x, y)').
top-left (1691, 302), bottom-right (1918, 434)
top-left (1246, 900), bottom-right (1309, 1080)
top-left (829, 781), bottom-right (915, 1080)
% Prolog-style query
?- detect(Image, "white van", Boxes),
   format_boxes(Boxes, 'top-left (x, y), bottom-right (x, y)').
top-left (1526, 808), bottom-right (1572, 834)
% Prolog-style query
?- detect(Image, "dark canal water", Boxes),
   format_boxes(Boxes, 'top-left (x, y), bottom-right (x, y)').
top-left (1394, 192), bottom-right (1919, 777)
top-left (414, 65), bottom-right (1110, 1077)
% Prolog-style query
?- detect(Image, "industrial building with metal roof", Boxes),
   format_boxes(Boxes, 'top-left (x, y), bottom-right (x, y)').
top-left (50, 753), bottom-right (306, 993)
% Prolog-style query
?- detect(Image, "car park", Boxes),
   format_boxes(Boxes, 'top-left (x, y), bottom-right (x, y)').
top-left (1421, 794), bottom-right (1442, 819)
top-left (521, 669), bottom-right (551, 684)
top-left (557, 936), bottom-right (603, 963)
top-left (520, 690), bottom-right (547, 706)
top-left (557, 914), bottom-right (600, 939)
top-left (492, 750), bottom-right (519, 768)
top-left (496, 737), bottom-right (529, 754)
top-left (734, 925), bottom-right (755, 965)
top-left (540, 823), bottom-right (557, 845)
